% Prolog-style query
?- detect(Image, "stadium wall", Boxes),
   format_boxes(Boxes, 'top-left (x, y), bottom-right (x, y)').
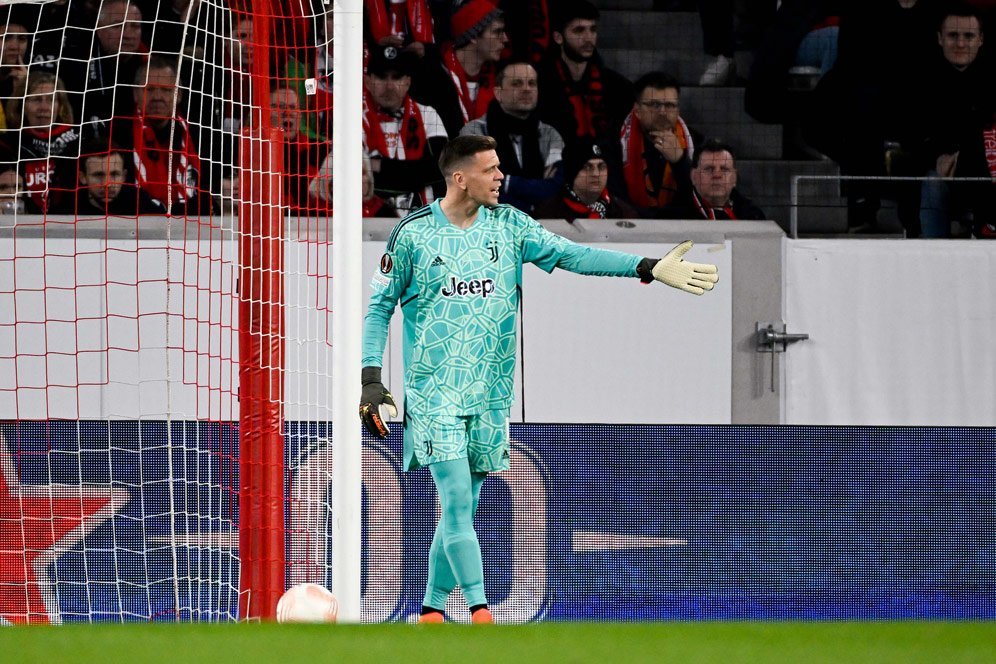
top-left (5, 217), bottom-right (994, 425)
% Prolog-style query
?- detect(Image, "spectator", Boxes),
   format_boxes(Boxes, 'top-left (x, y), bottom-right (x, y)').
top-left (620, 71), bottom-right (700, 216)
top-left (69, 145), bottom-right (167, 216)
top-left (217, 171), bottom-right (238, 216)
top-left (102, 56), bottom-right (213, 215)
top-left (1, 72), bottom-right (80, 213)
top-left (459, 60), bottom-right (564, 213)
top-left (0, 168), bottom-right (40, 214)
top-left (306, 151), bottom-right (400, 218)
top-left (918, 4), bottom-right (994, 237)
top-left (271, 85), bottom-right (329, 214)
top-left (0, 15), bottom-right (29, 110)
top-left (284, 7), bottom-right (333, 141)
top-left (365, 0), bottom-right (435, 59)
top-left (498, 0), bottom-right (553, 65)
top-left (804, 0), bottom-right (941, 233)
top-left (662, 140), bottom-right (766, 220)
top-left (364, 45), bottom-right (447, 214)
top-left (534, 137), bottom-right (638, 222)
top-left (79, 0), bottom-right (149, 129)
top-left (536, 0), bottom-right (633, 142)
top-left (412, 0), bottom-right (506, 137)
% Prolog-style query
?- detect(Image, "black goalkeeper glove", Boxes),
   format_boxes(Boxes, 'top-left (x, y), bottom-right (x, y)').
top-left (359, 366), bottom-right (397, 439)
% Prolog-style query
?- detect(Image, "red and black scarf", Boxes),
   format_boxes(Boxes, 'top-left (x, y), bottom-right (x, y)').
top-left (365, 0), bottom-right (434, 45)
top-left (562, 186), bottom-right (611, 220)
top-left (131, 115), bottom-right (200, 206)
top-left (984, 124), bottom-right (996, 181)
top-left (362, 91), bottom-right (427, 160)
top-left (690, 189), bottom-right (737, 220)
top-left (525, 0), bottom-right (551, 65)
top-left (441, 44), bottom-right (495, 124)
top-left (620, 109), bottom-right (692, 208)
top-left (555, 57), bottom-right (608, 139)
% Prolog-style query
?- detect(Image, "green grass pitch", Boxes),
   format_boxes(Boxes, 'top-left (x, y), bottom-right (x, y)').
top-left (3, 621), bottom-right (995, 664)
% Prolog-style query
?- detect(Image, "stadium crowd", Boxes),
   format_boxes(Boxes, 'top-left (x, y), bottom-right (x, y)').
top-left (0, 0), bottom-right (992, 236)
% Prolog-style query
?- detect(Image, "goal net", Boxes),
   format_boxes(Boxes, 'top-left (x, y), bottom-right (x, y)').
top-left (0, 0), bottom-right (349, 623)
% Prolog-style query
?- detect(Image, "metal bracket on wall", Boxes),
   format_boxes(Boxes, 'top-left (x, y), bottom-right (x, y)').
top-left (755, 322), bottom-right (810, 393)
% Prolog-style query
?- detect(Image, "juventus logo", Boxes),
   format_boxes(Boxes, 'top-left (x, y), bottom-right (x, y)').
top-left (488, 243), bottom-right (498, 262)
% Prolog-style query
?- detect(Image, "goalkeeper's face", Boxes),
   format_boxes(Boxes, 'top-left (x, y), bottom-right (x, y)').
top-left (459, 150), bottom-right (503, 207)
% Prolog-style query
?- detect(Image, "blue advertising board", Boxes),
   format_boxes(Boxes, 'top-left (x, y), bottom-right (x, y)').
top-left (1, 422), bottom-right (993, 623)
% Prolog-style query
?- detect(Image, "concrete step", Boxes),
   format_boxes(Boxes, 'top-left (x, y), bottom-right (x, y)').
top-left (681, 87), bottom-right (782, 159)
top-left (597, 10), bottom-right (702, 51)
top-left (600, 47), bottom-right (712, 87)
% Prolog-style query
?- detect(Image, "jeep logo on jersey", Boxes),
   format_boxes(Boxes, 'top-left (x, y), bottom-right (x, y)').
top-left (441, 277), bottom-right (495, 298)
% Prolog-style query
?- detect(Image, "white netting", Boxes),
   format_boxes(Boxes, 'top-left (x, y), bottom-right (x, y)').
top-left (0, 0), bottom-right (335, 623)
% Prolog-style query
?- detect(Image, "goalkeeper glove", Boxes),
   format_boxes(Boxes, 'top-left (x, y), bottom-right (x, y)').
top-left (637, 240), bottom-right (719, 295)
top-left (359, 366), bottom-right (397, 439)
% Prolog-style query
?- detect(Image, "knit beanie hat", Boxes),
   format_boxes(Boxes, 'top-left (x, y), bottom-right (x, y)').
top-left (562, 137), bottom-right (608, 183)
top-left (450, 0), bottom-right (502, 48)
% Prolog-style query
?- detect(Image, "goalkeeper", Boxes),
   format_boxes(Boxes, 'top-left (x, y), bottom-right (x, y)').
top-left (360, 135), bottom-right (718, 624)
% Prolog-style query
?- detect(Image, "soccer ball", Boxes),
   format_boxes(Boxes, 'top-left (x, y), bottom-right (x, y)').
top-left (276, 583), bottom-right (339, 623)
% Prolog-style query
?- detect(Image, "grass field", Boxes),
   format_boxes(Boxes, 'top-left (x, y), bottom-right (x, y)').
top-left (3, 621), bottom-right (995, 664)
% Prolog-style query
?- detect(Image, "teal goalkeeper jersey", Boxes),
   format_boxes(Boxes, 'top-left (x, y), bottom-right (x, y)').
top-left (362, 200), bottom-right (643, 416)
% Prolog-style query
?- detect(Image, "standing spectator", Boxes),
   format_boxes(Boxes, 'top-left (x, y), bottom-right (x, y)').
top-left (0, 72), bottom-right (80, 213)
top-left (364, 45), bottom-right (447, 214)
top-left (534, 136), bottom-right (639, 222)
top-left (459, 60), bottom-right (564, 213)
top-left (536, 0), bottom-right (633, 143)
top-left (102, 56), bottom-right (213, 215)
top-left (662, 140), bottom-right (766, 220)
top-left (82, 0), bottom-right (149, 128)
top-left (271, 85), bottom-right (329, 215)
top-left (67, 144), bottom-right (167, 216)
top-left (412, 0), bottom-right (506, 137)
top-left (620, 71), bottom-right (700, 216)
top-left (365, 0), bottom-right (435, 59)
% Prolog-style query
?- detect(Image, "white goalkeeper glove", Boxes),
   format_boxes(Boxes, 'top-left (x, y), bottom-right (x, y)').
top-left (637, 240), bottom-right (719, 295)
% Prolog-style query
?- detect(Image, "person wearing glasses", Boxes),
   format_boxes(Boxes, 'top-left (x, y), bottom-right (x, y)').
top-left (620, 71), bottom-right (701, 216)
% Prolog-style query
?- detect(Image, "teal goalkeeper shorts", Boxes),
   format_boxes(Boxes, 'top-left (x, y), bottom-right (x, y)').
top-left (403, 409), bottom-right (510, 473)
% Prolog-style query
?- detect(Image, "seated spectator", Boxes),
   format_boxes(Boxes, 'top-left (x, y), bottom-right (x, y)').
top-left (620, 71), bottom-right (701, 216)
top-left (0, 167), bottom-right (41, 214)
top-left (284, 6), bottom-right (333, 141)
top-left (365, 0), bottom-right (435, 59)
top-left (498, 0), bottom-right (553, 65)
top-left (69, 144), bottom-right (167, 216)
top-left (271, 85), bottom-right (329, 215)
top-left (534, 137), bottom-right (638, 222)
top-left (82, 0), bottom-right (149, 128)
top-left (459, 60), bottom-right (563, 213)
top-left (101, 56), bottom-right (214, 215)
top-left (306, 150), bottom-right (399, 218)
top-left (0, 71), bottom-right (80, 213)
top-left (412, 0), bottom-right (506, 137)
top-left (364, 45), bottom-right (447, 214)
top-left (361, 151), bottom-right (399, 218)
top-left (0, 14), bottom-right (29, 110)
top-left (661, 140), bottom-right (766, 220)
top-left (536, 0), bottom-right (633, 142)
top-left (918, 4), bottom-right (994, 238)
top-left (216, 171), bottom-right (238, 217)
top-left (803, 0), bottom-right (940, 233)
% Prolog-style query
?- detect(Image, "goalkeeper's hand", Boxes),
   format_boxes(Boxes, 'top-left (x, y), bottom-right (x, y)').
top-left (359, 366), bottom-right (397, 439)
top-left (637, 240), bottom-right (719, 295)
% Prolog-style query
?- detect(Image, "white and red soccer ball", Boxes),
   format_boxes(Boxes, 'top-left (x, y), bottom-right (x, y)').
top-left (276, 583), bottom-right (338, 623)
